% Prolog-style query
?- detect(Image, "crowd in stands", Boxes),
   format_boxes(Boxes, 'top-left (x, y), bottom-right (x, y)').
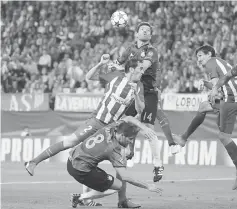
top-left (1, 1), bottom-right (237, 96)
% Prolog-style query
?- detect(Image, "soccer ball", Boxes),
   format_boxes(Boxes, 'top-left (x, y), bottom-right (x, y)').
top-left (111, 11), bottom-right (128, 28)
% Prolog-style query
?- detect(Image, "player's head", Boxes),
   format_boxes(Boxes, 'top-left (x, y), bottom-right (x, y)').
top-left (136, 22), bottom-right (153, 42)
top-left (125, 59), bottom-right (144, 82)
top-left (195, 45), bottom-right (216, 66)
top-left (113, 122), bottom-right (139, 147)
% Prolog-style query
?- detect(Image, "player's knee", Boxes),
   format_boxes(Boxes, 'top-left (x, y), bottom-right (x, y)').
top-left (218, 131), bottom-right (232, 146)
top-left (111, 178), bottom-right (123, 191)
top-left (62, 133), bottom-right (78, 148)
top-left (157, 110), bottom-right (169, 125)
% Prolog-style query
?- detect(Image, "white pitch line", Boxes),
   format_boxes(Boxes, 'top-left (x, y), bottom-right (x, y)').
top-left (0, 178), bottom-right (235, 185)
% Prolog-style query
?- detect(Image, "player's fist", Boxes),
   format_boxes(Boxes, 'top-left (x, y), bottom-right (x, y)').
top-left (197, 79), bottom-right (205, 91)
top-left (100, 54), bottom-right (110, 64)
top-left (147, 184), bottom-right (163, 193)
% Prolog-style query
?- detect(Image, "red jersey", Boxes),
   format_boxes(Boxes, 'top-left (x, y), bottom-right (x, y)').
top-left (117, 42), bottom-right (159, 92)
top-left (205, 57), bottom-right (237, 103)
top-left (93, 72), bottom-right (144, 124)
top-left (69, 123), bottom-right (127, 172)
top-left (231, 65), bottom-right (237, 77)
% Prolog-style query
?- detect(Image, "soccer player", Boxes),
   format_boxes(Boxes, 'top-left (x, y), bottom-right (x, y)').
top-left (173, 49), bottom-right (224, 147)
top-left (175, 45), bottom-right (237, 190)
top-left (25, 55), bottom-right (145, 207)
top-left (68, 116), bottom-right (162, 208)
top-left (209, 64), bottom-right (237, 190)
top-left (111, 22), bottom-right (179, 182)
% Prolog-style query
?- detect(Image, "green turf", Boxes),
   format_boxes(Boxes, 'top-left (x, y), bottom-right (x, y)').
top-left (1, 163), bottom-right (237, 209)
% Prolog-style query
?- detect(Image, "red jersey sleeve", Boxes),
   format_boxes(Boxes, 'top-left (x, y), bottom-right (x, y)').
top-left (144, 47), bottom-right (158, 64)
top-left (117, 45), bottom-right (132, 64)
top-left (205, 58), bottom-right (220, 79)
top-left (99, 71), bottom-right (124, 84)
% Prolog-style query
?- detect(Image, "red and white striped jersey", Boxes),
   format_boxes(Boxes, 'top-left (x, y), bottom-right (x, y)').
top-left (205, 57), bottom-right (237, 103)
top-left (95, 75), bottom-right (140, 124)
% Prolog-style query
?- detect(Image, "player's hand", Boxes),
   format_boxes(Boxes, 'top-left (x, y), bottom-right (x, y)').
top-left (147, 183), bottom-right (163, 193)
top-left (143, 127), bottom-right (157, 140)
top-left (197, 79), bottom-right (205, 91)
top-left (100, 54), bottom-right (110, 64)
top-left (209, 87), bottom-right (219, 105)
top-left (126, 150), bottom-right (134, 160)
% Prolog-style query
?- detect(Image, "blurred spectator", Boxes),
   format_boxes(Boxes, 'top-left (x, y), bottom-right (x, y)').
top-left (1, 1), bottom-right (237, 97)
top-left (76, 80), bottom-right (89, 94)
top-left (183, 80), bottom-right (199, 93)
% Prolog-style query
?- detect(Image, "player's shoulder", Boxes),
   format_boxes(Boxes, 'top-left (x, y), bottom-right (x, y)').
top-left (206, 57), bottom-right (217, 67)
top-left (147, 43), bottom-right (157, 52)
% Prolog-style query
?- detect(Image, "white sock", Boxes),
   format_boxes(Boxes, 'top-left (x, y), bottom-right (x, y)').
top-left (82, 185), bottom-right (91, 203)
top-left (79, 189), bottom-right (117, 201)
top-left (148, 136), bottom-right (163, 167)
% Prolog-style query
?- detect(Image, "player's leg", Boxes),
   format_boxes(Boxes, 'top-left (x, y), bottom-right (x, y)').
top-left (81, 185), bottom-right (102, 206)
top-left (156, 93), bottom-right (176, 146)
top-left (218, 101), bottom-right (237, 190)
top-left (173, 101), bottom-right (214, 146)
top-left (116, 170), bottom-right (140, 208)
top-left (156, 108), bottom-right (181, 154)
top-left (141, 92), bottom-right (163, 182)
top-left (68, 161), bottom-right (118, 208)
top-left (25, 118), bottom-right (105, 176)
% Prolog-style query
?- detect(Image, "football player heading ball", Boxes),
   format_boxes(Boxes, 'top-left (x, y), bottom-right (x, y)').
top-left (110, 22), bottom-right (181, 182)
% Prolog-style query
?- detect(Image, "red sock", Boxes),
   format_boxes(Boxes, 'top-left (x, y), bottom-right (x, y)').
top-left (183, 112), bottom-right (206, 140)
top-left (32, 141), bottom-right (65, 165)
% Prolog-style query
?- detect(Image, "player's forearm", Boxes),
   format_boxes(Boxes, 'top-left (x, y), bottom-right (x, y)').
top-left (134, 95), bottom-right (145, 115)
top-left (122, 176), bottom-right (149, 190)
top-left (85, 62), bottom-right (103, 81)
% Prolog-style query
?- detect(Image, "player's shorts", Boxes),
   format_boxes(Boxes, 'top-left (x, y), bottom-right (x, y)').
top-left (125, 91), bottom-right (158, 125)
top-left (67, 159), bottom-right (114, 192)
top-left (73, 117), bottom-right (106, 143)
top-left (219, 101), bottom-right (237, 134)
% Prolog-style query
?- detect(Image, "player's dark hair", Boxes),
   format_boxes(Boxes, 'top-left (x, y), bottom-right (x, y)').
top-left (124, 59), bottom-right (140, 73)
top-left (136, 22), bottom-right (153, 35)
top-left (195, 45), bottom-right (216, 57)
top-left (116, 122), bottom-right (139, 138)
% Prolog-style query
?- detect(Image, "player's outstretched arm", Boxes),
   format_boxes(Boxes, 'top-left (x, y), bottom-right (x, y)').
top-left (115, 167), bottom-right (162, 193)
top-left (86, 54), bottom-right (110, 81)
top-left (122, 116), bottom-right (156, 140)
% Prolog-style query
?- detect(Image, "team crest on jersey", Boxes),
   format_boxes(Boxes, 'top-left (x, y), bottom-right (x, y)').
top-left (129, 53), bottom-right (135, 59)
top-left (141, 51), bottom-right (145, 58)
top-left (147, 51), bottom-right (153, 57)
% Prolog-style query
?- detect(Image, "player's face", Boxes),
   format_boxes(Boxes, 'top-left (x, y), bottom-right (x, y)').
top-left (137, 25), bottom-right (152, 42)
top-left (131, 63), bottom-right (145, 82)
top-left (117, 133), bottom-right (130, 147)
top-left (196, 51), bottom-right (211, 66)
